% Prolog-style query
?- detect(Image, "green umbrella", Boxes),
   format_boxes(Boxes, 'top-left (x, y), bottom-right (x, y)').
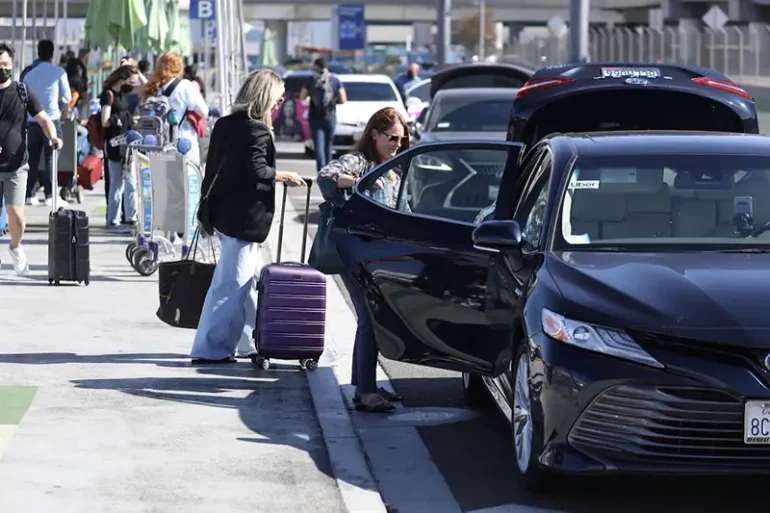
top-left (134, 0), bottom-right (169, 53)
top-left (165, 0), bottom-right (182, 53)
top-left (176, 18), bottom-right (194, 57)
top-left (85, 0), bottom-right (148, 51)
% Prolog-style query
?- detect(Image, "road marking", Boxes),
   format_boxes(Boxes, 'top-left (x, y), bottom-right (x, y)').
top-left (0, 386), bottom-right (37, 461)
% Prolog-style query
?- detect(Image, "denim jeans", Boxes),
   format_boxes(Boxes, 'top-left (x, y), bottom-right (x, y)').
top-left (26, 120), bottom-right (62, 200)
top-left (309, 116), bottom-right (336, 172)
top-left (106, 159), bottom-right (137, 226)
top-left (339, 270), bottom-right (379, 394)
top-left (190, 232), bottom-right (263, 359)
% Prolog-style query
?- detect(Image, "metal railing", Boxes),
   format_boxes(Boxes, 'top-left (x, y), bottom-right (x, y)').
top-left (511, 23), bottom-right (770, 86)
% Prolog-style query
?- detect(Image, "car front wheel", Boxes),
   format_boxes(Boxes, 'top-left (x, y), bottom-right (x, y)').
top-left (512, 344), bottom-right (549, 489)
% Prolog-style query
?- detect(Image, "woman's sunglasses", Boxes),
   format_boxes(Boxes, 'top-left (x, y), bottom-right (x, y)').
top-left (275, 97), bottom-right (285, 107)
top-left (384, 134), bottom-right (408, 145)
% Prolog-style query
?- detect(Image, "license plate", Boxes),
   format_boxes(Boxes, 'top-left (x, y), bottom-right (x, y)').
top-left (601, 66), bottom-right (660, 79)
top-left (744, 400), bottom-right (770, 444)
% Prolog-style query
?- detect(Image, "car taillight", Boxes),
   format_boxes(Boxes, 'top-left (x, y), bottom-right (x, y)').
top-left (691, 76), bottom-right (753, 100)
top-left (515, 77), bottom-right (575, 99)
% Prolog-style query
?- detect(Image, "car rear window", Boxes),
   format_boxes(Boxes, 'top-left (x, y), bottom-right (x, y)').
top-left (557, 154), bottom-right (770, 249)
top-left (343, 82), bottom-right (398, 102)
top-left (428, 98), bottom-right (512, 133)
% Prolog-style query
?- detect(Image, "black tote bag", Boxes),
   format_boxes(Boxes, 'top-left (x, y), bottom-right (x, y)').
top-left (156, 230), bottom-right (217, 329)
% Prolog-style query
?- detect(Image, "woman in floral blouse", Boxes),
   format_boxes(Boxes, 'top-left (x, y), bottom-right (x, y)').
top-left (318, 106), bottom-right (410, 412)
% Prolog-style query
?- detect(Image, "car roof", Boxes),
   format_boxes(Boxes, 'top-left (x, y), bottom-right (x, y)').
top-left (338, 74), bottom-right (394, 83)
top-left (433, 87), bottom-right (518, 100)
top-left (553, 132), bottom-right (770, 157)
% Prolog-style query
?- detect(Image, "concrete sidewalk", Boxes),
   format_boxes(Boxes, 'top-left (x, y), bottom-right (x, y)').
top-left (0, 192), bottom-right (346, 512)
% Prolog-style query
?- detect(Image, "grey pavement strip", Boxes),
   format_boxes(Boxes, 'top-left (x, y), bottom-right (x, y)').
top-left (0, 190), bottom-right (345, 513)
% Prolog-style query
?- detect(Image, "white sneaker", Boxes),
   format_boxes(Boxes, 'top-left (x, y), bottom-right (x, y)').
top-left (44, 198), bottom-right (67, 208)
top-left (26, 197), bottom-right (39, 206)
top-left (8, 245), bottom-right (29, 276)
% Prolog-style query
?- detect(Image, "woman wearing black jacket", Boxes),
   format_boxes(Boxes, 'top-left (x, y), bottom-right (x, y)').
top-left (190, 69), bottom-right (305, 363)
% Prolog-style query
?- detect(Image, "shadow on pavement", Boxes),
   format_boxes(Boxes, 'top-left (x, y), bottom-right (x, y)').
top-left (0, 352), bottom-right (191, 367)
top-left (293, 211), bottom-right (320, 226)
top-left (70, 364), bottom-right (337, 482)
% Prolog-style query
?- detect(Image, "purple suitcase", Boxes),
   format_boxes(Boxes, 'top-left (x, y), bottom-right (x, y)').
top-left (252, 179), bottom-right (326, 371)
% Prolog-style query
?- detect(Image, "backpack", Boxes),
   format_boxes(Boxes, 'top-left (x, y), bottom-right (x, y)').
top-left (85, 90), bottom-right (112, 151)
top-left (310, 72), bottom-right (336, 116)
top-left (19, 60), bottom-right (41, 83)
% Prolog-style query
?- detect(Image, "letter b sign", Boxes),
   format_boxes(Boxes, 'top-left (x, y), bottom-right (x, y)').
top-left (192, 0), bottom-right (215, 19)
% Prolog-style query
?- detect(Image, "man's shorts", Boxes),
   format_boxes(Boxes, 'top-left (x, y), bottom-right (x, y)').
top-left (0, 164), bottom-right (30, 207)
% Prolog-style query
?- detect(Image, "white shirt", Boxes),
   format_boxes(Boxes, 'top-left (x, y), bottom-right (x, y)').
top-left (160, 78), bottom-right (209, 165)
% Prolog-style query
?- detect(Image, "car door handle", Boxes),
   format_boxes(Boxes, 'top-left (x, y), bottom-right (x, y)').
top-left (346, 224), bottom-right (387, 240)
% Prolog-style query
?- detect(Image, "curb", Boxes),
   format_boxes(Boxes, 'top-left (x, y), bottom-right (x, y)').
top-left (259, 188), bottom-right (389, 513)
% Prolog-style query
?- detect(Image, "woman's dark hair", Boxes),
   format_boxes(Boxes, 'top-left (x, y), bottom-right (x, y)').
top-left (103, 64), bottom-right (137, 91)
top-left (355, 107), bottom-right (410, 163)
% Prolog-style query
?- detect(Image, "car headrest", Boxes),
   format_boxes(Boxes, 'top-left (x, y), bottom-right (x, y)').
top-left (626, 185), bottom-right (672, 213)
top-left (571, 191), bottom-right (626, 222)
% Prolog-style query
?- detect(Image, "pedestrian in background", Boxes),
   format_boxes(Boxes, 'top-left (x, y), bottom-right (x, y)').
top-left (190, 69), bottom-right (305, 364)
top-left (23, 39), bottom-right (70, 207)
top-left (300, 58), bottom-right (346, 172)
top-left (317, 106), bottom-right (410, 412)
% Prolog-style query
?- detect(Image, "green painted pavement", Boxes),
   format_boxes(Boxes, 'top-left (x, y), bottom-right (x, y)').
top-left (0, 386), bottom-right (37, 461)
top-left (0, 386), bottom-right (37, 425)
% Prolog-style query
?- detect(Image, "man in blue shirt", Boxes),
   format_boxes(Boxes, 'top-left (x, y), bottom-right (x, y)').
top-left (300, 58), bottom-right (347, 171)
top-left (23, 39), bottom-right (70, 206)
top-left (394, 63), bottom-right (421, 105)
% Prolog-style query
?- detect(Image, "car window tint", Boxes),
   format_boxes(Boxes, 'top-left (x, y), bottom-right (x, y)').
top-left (343, 82), bottom-right (399, 102)
top-left (514, 154), bottom-right (552, 250)
top-left (427, 98), bottom-right (513, 133)
top-left (401, 148), bottom-right (512, 223)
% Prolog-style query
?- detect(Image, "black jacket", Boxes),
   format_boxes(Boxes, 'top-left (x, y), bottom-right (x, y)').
top-left (202, 112), bottom-right (277, 243)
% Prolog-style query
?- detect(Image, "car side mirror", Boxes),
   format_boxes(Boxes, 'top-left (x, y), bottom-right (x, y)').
top-left (472, 220), bottom-right (522, 254)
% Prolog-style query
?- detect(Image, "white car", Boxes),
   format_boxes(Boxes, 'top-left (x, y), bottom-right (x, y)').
top-left (333, 74), bottom-right (407, 155)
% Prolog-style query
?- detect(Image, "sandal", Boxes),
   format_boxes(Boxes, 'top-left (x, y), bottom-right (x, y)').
top-left (353, 387), bottom-right (403, 403)
top-left (355, 394), bottom-right (395, 413)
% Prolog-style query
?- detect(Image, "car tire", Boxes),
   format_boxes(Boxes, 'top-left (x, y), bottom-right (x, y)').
top-left (512, 343), bottom-right (550, 490)
top-left (461, 372), bottom-right (490, 408)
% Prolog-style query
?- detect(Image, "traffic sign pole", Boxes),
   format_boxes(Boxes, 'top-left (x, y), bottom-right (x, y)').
top-left (569, 0), bottom-right (590, 63)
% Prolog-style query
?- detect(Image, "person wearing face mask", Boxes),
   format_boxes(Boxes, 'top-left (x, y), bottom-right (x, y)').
top-left (0, 43), bottom-right (62, 275)
top-left (100, 65), bottom-right (139, 234)
top-left (22, 39), bottom-right (70, 207)
top-left (317, 107), bottom-right (411, 412)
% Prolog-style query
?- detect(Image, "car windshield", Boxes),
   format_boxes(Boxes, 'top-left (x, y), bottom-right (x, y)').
top-left (427, 97), bottom-right (512, 132)
top-left (343, 82), bottom-right (398, 102)
top-left (406, 81), bottom-right (431, 102)
top-left (557, 154), bottom-right (770, 249)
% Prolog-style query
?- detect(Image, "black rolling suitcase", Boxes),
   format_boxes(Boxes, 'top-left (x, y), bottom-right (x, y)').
top-left (48, 148), bottom-right (90, 286)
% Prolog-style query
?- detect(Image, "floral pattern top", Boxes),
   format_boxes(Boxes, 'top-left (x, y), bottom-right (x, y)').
top-left (317, 151), bottom-right (409, 211)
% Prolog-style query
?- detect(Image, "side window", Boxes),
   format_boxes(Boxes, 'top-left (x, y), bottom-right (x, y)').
top-left (358, 147), bottom-right (514, 223)
top-left (513, 154), bottom-right (553, 251)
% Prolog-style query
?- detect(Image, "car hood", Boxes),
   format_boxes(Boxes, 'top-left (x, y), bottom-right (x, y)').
top-left (416, 131), bottom-right (508, 143)
top-left (547, 251), bottom-right (770, 347)
top-left (336, 101), bottom-right (406, 126)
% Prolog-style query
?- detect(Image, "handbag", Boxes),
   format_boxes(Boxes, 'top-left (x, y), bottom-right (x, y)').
top-left (308, 201), bottom-right (347, 275)
top-left (156, 229), bottom-right (217, 329)
top-left (197, 157), bottom-right (226, 236)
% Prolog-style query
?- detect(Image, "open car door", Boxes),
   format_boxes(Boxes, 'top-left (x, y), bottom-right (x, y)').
top-left (332, 141), bottom-right (523, 377)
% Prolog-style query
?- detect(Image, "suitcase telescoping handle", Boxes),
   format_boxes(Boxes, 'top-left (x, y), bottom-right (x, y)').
top-left (50, 147), bottom-right (59, 213)
top-left (275, 177), bottom-right (314, 265)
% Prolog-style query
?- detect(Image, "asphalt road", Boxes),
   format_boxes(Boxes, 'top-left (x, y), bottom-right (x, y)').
top-left (276, 140), bottom-right (767, 513)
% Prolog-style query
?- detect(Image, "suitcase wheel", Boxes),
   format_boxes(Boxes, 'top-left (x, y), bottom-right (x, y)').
top-left (252, 356), bottom-right (270, 370)
top-left (302, 359), bottom-right (318, 371)
top-left (49, 279), bottom-right (59, 286)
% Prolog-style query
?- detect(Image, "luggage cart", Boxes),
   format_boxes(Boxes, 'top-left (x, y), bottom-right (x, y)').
top-left (125, 142), bottom-right (203, 276)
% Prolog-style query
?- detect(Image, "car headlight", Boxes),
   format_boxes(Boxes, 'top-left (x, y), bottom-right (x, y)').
top-left (413, 154), bottom-right (453, 172)
top-left (541, 308), bottom-right (663, 368)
